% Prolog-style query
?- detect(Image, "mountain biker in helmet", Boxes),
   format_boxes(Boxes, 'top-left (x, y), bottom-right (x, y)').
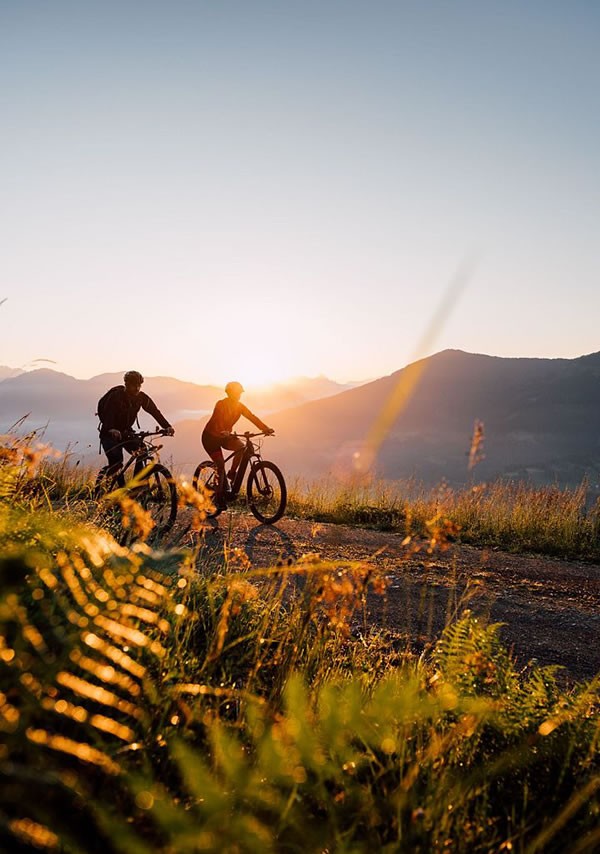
top-left (202, 381), bottom-right (274, 507)
top-left (97, 370), bottom-right (175, 482)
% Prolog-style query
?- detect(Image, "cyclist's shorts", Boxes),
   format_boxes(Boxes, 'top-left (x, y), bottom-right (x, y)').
top-left (201, 430), bottom-right (244, 459)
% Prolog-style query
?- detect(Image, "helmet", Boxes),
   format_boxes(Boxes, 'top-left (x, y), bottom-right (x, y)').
top-left (225, 381), bottom-right (244, 396)
top-left (124, 370), bottom-right (144, 385)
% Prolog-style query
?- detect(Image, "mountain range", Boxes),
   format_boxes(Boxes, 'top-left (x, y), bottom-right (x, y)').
top-left (0, 365), bottom-right (23, 382)
top-left (2, 350), bottom-right (600, 491)
top-left (0, 369), bottom-right (361, 461)
top-left (271, 349), bottom-right (600, 488)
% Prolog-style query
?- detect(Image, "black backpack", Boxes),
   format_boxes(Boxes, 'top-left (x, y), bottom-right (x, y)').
top-left (96, 386), bottom-right (121, 429)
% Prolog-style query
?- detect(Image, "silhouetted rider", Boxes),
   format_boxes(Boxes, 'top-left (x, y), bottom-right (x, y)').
top-left (202, 381), bottom-right (274, 505)
top-left (97, 370), bottom-right (175, 482)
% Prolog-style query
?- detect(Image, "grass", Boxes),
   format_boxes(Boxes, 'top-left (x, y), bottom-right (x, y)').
top-left (24, 440), bottom-right (600, 560)
top-left (287, 475), bottom-right (600, 560)
top-left (0, 437), bottom-right (599, 851)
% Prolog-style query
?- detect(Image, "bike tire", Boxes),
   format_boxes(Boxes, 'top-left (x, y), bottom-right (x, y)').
top-left (139, 463), bottom-right (178, 537)
top-left (192, 460), bottom-right (222, 518)
top-left (93, 467), bottom-right (123, 535)
top-left (247, 460), bottom-right (287, 524)
top-left (95, 462), bottom-right (177, 541)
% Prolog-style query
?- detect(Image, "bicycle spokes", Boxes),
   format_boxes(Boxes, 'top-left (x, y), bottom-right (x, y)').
top-left (192, 461), bottom-right (221, 518)
top-left (256, 469), bottom-right (273, 497)
top-left (247, 461), bottom-right (287, 524)
top-left (96, 463), bottom-right (177, 543)
top-left (138, 469), bottom-right (172, 528)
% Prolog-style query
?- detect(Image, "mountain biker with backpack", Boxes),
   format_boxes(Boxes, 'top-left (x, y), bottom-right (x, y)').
top-left (202, 381), bottom-right (274, 507)
top-left (97, 370), bottom-right (175, 483)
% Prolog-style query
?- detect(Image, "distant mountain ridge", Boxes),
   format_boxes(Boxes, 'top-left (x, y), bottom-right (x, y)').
top-left (3, 351), bottom-right (600, 491)
top-left (0, 368), bottom-right (362, 457)
top-left (0, 365), bottom-right (23, 381)
top-left (0, 368), bottom-right (360, 417)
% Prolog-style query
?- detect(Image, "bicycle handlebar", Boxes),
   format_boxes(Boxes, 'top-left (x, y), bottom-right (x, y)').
top-left (135, 428), bottom-right (173, 439)
top-left (230, 431), bottom-right (275, 439)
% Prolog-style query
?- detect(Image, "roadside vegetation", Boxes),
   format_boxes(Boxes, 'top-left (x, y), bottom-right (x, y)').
top-left (24, 442), bottom-right (600, 561)
top-left (288, 476), bottom-right (600, 561)
top-left (1, 435), bottom-right (599, 852)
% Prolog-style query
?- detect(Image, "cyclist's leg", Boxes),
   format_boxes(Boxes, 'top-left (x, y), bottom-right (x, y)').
top-left (202, 432), bottom-right (227, 504)
top-left (100, 435), bottom-right (126, 486)
top-left (221, 436), bottom-right (245, 481)
top-left (122, 436), bottom-right (145, 477)
top-left (211, 450), bottom-right (227, 505)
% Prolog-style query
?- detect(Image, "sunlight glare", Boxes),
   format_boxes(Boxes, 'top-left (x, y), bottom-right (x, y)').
top-left (209, 313), bottom-right (301, 388)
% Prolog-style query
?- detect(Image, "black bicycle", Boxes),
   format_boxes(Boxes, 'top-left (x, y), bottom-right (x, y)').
top-left (192, 431), bottom-right (287, 524)
top-left (94, 429), bottom-right (177, 540)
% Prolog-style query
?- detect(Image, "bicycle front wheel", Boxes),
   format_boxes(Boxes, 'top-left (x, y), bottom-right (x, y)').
top-left (136, 463), bottom-right (178, 538)
top-left (192, 460), bottom-right (222, 518)
top-left (93, 467), bottom-right (123, 534)
top-left (247, 461), bottom-right (287, 524)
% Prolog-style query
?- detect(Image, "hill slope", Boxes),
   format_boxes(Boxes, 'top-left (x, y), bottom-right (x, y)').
top-left (174, 349), bottom-right (600, 487)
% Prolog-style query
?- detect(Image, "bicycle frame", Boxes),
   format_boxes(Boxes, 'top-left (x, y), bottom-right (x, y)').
top-left (194, 430), bottom-right (285, 524)
top-left (96, 428), bottom-right (178, 540)
top-left (111, 431), bottom-right (166, 482)
top-left (222, 433), bottom-right (263, 496)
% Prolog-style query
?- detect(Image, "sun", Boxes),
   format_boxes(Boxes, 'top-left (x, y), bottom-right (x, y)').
top-left (214, 349), bottom-right (299, 390)
top-left (242, 366), bottom-right (293, 389)
top-left (210, 365), bottom-right (295, 391)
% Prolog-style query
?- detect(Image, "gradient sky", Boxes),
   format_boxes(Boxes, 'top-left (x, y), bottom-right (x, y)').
top-left (1, 1), bottom-right (599, 386)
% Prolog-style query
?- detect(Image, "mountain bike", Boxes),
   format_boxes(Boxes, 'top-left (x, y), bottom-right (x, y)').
top-left (192, 431), bottom-right (286, 524)
top-left (94, 429), bottom-right (177, 541)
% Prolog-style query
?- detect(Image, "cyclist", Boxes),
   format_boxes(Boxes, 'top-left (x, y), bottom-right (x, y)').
top-left (202, 381), bottom-right (274, 506)
top-left (97, 370), bottom-right (175, 483)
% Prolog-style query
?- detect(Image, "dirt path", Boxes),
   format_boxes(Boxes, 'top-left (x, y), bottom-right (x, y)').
top-left (175, 510), bottom-right (600, 683)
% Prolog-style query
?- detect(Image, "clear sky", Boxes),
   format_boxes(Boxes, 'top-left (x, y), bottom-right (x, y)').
top-left (1, 1), bottom-right (599, 386)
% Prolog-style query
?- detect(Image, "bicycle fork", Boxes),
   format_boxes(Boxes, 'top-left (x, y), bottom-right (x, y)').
top-left (251, 461), bottom-right (271, 495)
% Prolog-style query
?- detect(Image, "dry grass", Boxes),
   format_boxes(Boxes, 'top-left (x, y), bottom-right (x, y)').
top-left (288, 475), bottom-right (600, 559)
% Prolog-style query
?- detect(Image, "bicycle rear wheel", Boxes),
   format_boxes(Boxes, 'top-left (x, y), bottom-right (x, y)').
top-left (192, 460), bottom-right (222, 518)
top-left (247, 460), bottom-right (287, 524)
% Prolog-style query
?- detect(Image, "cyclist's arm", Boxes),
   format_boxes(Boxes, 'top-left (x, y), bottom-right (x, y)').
top-left (240, 404), bottom-right (271, 434)
top-left (141, 393), bottom-right (172, 431)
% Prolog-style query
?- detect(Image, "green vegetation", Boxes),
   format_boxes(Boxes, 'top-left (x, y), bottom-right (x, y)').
top-left (28, 443), bottom-right (600, 559)
top-left (1, 440), bottom-right (599, 852)
top-left (288, 477), bottom-right (600, 560)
